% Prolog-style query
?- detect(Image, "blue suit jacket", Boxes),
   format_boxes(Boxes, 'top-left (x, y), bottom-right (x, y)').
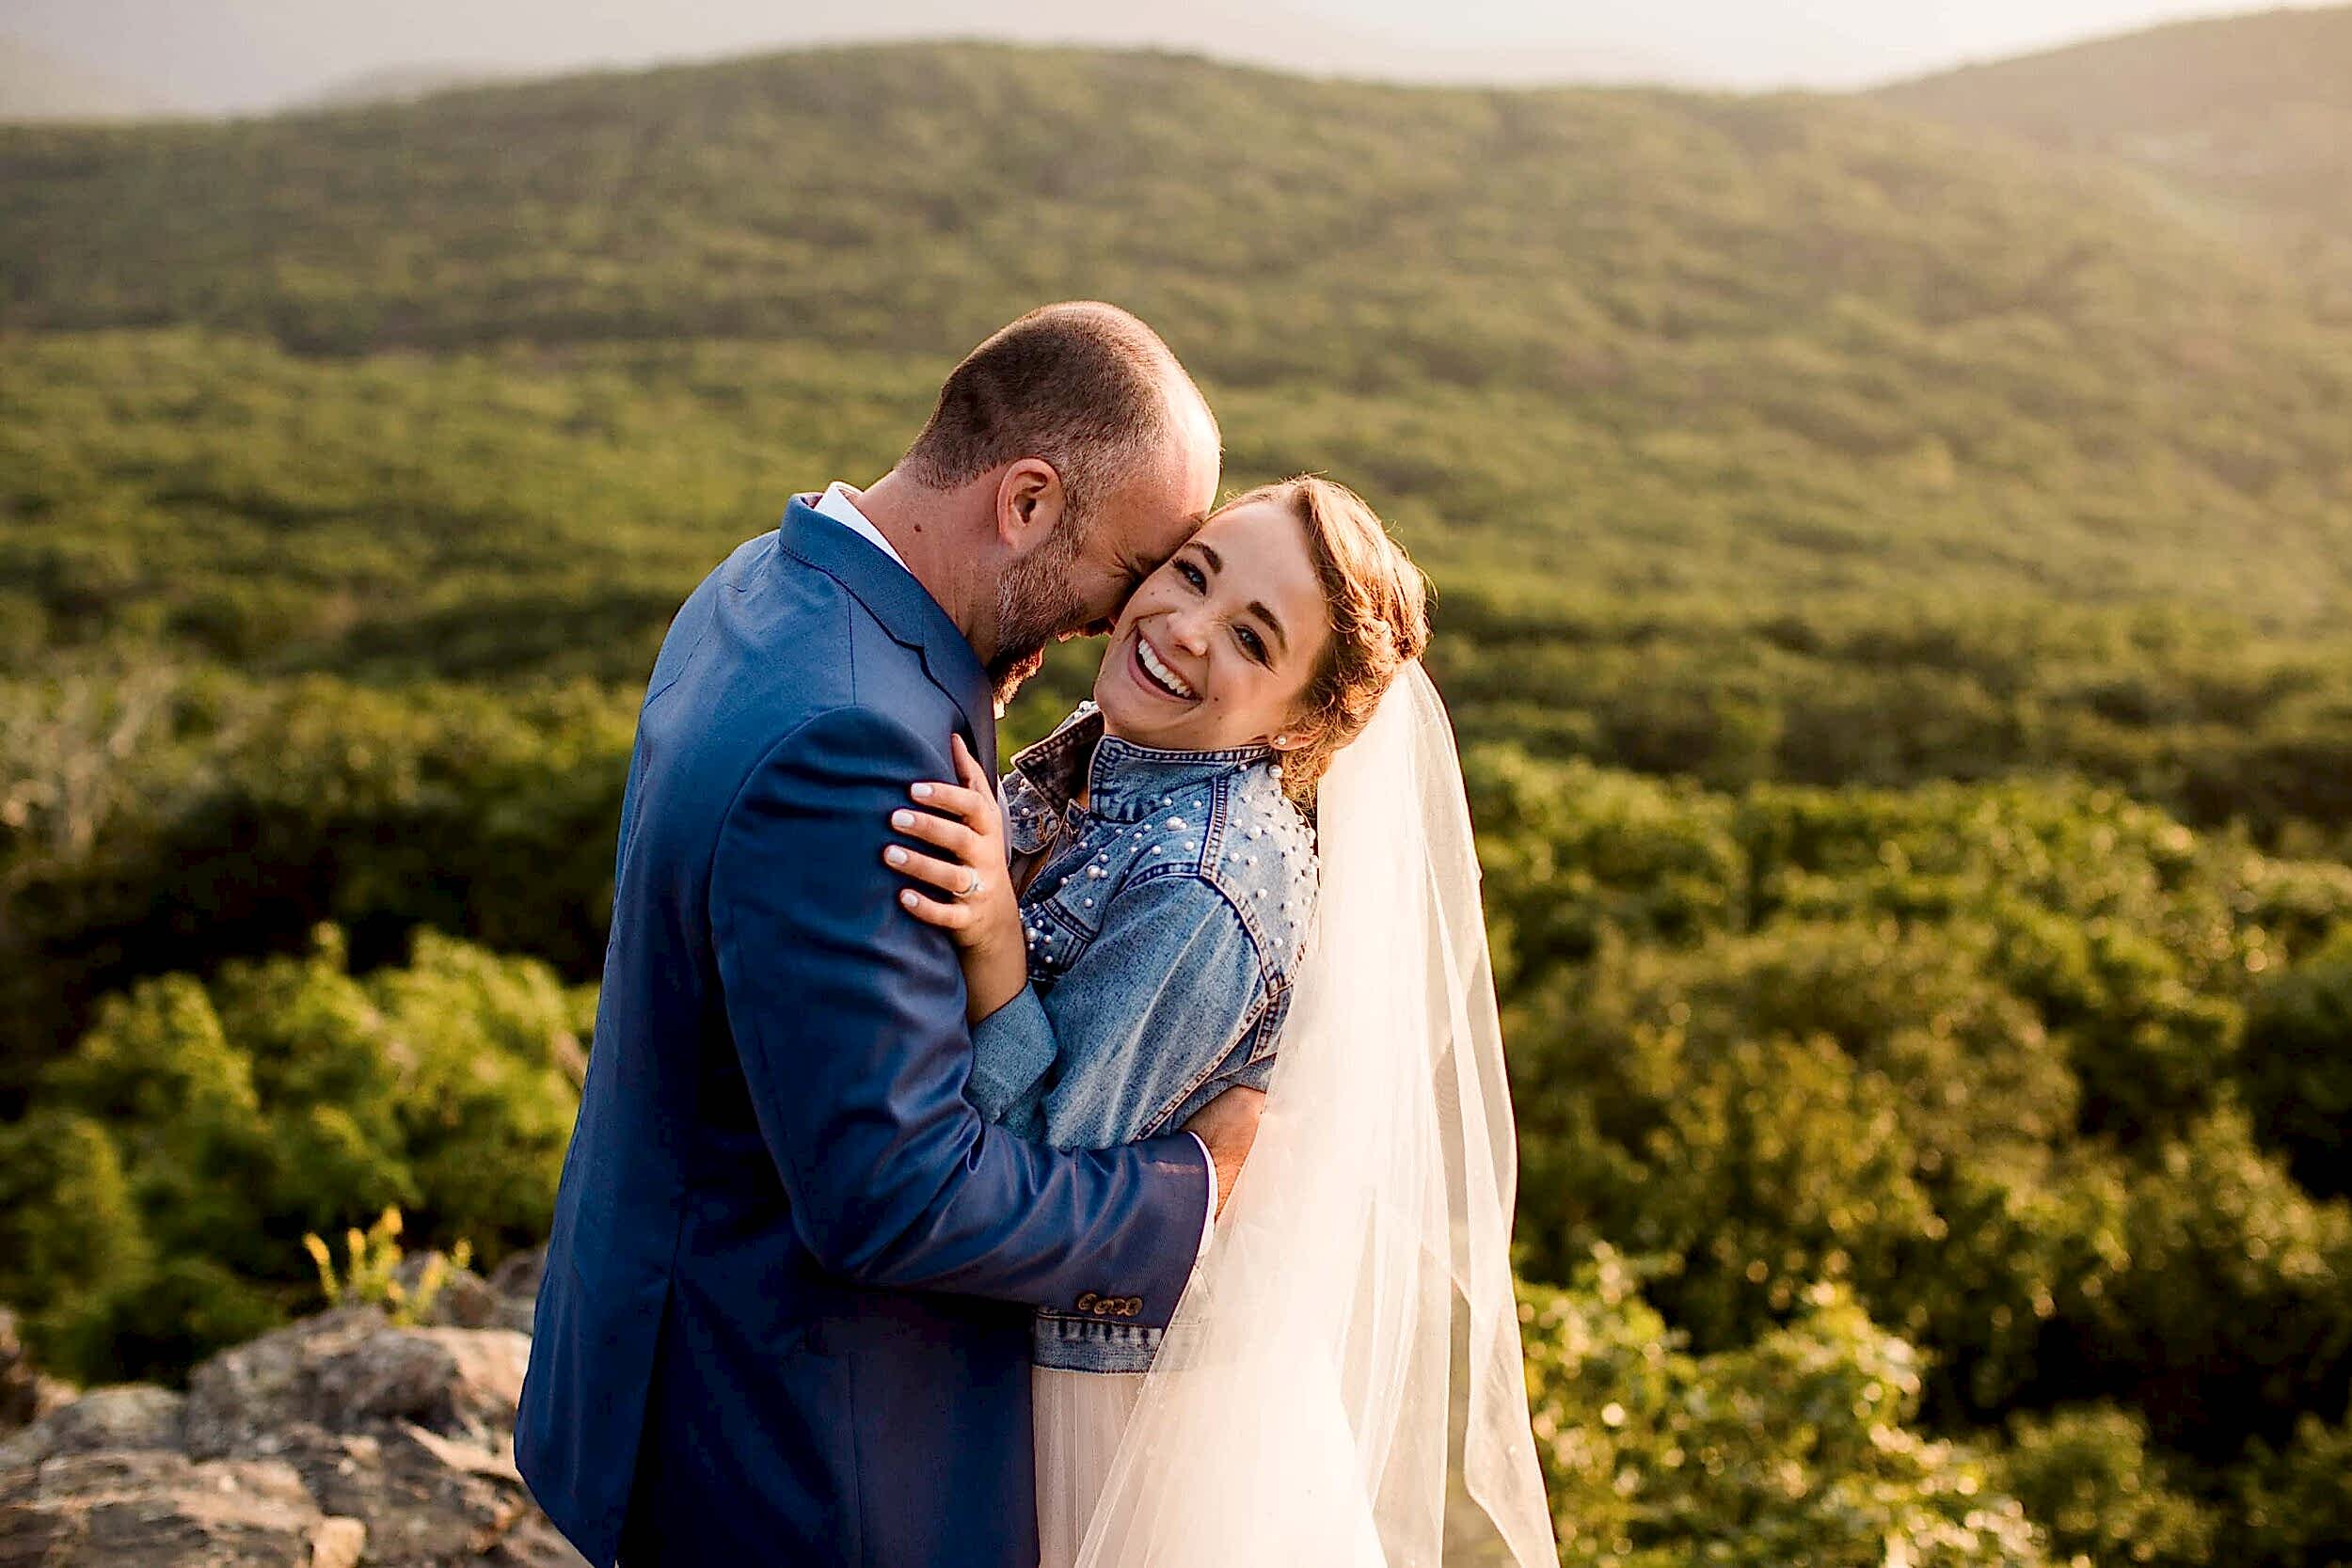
top-left (515, 501), bottom-right (1210, 1568)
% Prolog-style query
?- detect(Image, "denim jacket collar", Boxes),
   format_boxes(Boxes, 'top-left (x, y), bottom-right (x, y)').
top-left (1008, 703), bottom-right (1274, 839)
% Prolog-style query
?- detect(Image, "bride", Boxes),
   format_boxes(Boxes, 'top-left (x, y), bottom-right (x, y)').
top-left (886, 476), bottom-right (1557, 1566)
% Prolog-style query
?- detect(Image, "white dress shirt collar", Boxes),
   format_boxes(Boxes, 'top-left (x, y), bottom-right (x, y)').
top-left (808, 482), bottom-right (910, 574)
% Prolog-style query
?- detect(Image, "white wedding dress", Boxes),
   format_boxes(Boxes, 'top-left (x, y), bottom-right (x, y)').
top-left (1030, 665), bottom-right (1557, 1568)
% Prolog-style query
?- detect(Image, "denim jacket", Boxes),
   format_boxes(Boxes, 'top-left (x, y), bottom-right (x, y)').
top-left (968, 701), bottom-right (1318, 1372)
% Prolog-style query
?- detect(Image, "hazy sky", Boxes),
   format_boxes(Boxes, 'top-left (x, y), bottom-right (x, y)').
top-left (4, 0), bottom-right (2330, 113)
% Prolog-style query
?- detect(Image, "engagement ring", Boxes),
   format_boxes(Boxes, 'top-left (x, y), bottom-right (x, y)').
top-left (957, 870), bottom-right (985, 899)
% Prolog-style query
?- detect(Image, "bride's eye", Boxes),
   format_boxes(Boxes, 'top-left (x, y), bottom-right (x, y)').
top-left (1235, 625), bottom-right (1268, 663)
top-left (1176, 561), bottom-right (1206, 591)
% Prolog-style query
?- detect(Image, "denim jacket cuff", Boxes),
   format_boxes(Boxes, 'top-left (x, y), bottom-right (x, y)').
top-left (968, 983), bottom-right (1057, 1120)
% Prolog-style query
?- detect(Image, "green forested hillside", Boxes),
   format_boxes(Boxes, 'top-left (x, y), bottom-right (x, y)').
top-left (8, 45), bottom-right (2352, 628)
top-left (6, 37), bottom-right (2352, 1566)
top-left (8, 47), bottom-right (2352, 841)
top-left (1878, 4), bottom-right (2352, 307)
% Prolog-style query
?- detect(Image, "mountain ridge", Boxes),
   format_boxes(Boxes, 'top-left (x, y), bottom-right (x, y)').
top-left (5, 39), bottom-right (2351, 646)
top-left (1876, 4), bottom-right (2352, 301)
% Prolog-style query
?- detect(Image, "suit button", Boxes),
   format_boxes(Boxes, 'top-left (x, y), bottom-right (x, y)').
top-left (1075, 1291), bottom-right (1098, 1313)
top-left (1123, 1298), bottom-right (1142, 1317)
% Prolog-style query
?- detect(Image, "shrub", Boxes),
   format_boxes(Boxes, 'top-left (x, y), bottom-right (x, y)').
top-left (2236, 1399), bottom-right (2352, 1567)
top-left (0, 926), bottom-right (589, 1382)
top-left (0, 668), bottom-right (631, 1108)
top-left (1520, 1249), bottom-right (2047, 1567)
top-left (1992, 1405), bottom-right (2219, 1567)
top-left (2235, 926), bottom-right (2352, 1199)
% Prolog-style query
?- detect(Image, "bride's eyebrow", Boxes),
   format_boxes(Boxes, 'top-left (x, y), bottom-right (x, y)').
top-left (1188, 542), bottom-right (1283, 649)
top-left (1248, 601), bottom-right (1290, 656)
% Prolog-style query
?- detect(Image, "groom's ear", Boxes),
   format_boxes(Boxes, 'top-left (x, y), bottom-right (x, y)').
top-left (993, 458), bottom-right (1069, 553)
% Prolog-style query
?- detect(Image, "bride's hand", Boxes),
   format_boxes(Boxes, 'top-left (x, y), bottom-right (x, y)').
top-left (885, 735), bottom-right (1022, 964)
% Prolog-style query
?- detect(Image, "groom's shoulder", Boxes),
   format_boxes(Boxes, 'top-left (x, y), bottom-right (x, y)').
top-left (650, 527), bottom-right (964, 804)
top-left (688, 527), bottom-right (937, 693)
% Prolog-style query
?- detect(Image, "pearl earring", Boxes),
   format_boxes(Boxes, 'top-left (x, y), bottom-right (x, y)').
top-left (1275, 735), bottom-right (1290, 748)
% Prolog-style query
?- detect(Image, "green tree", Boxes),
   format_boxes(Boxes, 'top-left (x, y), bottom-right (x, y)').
top-left (2235, 926), bottom-right (2352, 1199)
top-left (1520, 1250), bottom-right (2047, 1567)
top-left (3, 927), bottom-right (590, 1382)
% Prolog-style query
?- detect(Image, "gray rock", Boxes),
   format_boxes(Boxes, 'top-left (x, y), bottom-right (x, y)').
top-left (312, 1515), bottom-right (369, 1568)
top-left (184, 1310), bottom-right (528, 1458)
top-left (261, 1422), bottom-right (535, 1561)
top-left (0, 1310), bottom-right (73, 1441)
top-left (2, 1292), bottom-right (583, 1568)
top-left (390, 1253), bottom-right (502, 1331)
top-left (0, 1387), bottom-right (184, 1477)
top-left (485, 1248), bottom-right (546, 1303)
top-left (486, 1514), bottom-right (592, 1568)
top-left (485, 1249), bottom-right (546, 1336)
top-left (0, 1449), bottom-right (365, 1568)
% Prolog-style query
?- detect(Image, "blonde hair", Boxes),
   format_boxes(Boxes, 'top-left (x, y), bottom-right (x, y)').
top-left (1227, 477), bottom-right (1430, 804)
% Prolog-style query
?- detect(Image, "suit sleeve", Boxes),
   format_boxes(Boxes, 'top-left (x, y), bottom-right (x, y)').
top-left (707, 704), bottom-right (1209, 1326)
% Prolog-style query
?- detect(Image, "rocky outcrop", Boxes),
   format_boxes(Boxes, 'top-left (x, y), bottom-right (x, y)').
top-left (0, 1251), bottom-right (578, 1567)
top-left (0, 1312), bottom-right (74, 1440)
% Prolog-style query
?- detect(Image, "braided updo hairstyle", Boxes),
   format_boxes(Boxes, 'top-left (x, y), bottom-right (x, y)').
top-left (1235, 476), bottom-right (1431, 805)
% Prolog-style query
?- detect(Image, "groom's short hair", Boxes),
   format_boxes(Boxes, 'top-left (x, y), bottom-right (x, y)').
top-left (901, 302), bottom-right (1213, 522)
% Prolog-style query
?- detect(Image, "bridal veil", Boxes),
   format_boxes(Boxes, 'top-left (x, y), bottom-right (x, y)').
top-left (1068, 663), bottom-right (1557, 1567)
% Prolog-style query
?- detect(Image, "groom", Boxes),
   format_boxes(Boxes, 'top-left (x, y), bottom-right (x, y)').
top-left (516, 303), bottom-right (1257, 1567)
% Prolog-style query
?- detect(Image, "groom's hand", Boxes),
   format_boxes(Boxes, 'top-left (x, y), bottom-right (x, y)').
top-left (1184, 1085), bottom-right (1267, 1218)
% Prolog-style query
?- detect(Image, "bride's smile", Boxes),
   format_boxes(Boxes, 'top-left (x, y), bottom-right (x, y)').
top-left (1130, 629), bottom-right (1196, 701)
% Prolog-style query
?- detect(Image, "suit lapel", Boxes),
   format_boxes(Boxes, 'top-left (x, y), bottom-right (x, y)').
top-left (774, 499), bottom-right (1000, 775)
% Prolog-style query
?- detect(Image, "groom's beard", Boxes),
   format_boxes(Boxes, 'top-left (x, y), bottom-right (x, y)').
top-left (989, 527), bottom-right (1087, 708)
top-left (989, 644), bottom-right (1048, 709)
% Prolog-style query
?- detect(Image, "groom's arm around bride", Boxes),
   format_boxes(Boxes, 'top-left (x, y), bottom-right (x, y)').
top-left (514, 304), bottom-right (1243, 1568)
